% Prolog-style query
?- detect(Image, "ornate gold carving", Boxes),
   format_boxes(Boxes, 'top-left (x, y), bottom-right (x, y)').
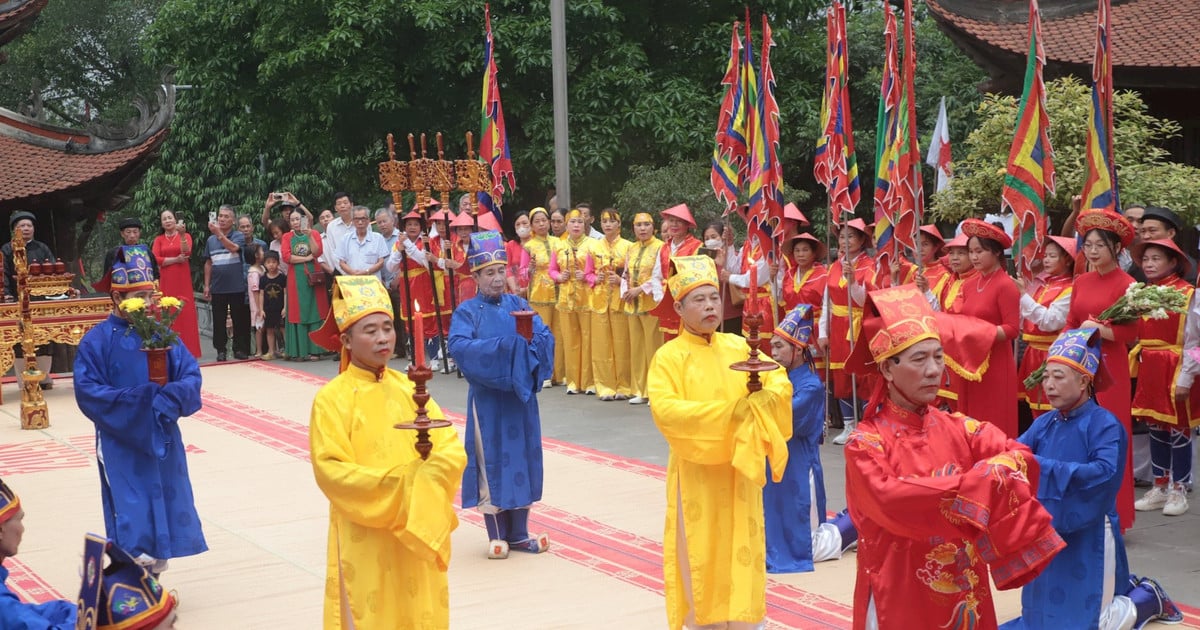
top-left (25, 274), bottom-right (73, 297)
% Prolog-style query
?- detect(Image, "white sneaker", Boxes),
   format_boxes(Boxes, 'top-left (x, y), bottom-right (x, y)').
top-left (542, 379), bottom-right (554, 388)
top-left (628, 396), bottom-right (648, 405)
top-left (832, 422), bottom-right (856, 446)
top-left (1163, 484), bottom-right (1189, 516)
top-left (1135, 485), bottom-right (1170, 512)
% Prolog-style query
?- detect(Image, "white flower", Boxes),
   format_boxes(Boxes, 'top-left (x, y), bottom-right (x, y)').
top-left (1149, 308), bottom-right (1169, 320)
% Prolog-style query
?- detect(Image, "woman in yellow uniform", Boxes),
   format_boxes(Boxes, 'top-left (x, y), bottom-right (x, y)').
top-left (622, 212), bottom-right (665, 405)
top-left (524, 207), bottom-right (565, 387)
top-left (551, 210), bottom-right (594, 394)
top-left (586, 209), bottom-right (633, 400)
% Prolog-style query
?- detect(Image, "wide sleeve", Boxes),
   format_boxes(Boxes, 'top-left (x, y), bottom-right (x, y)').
top-left (548, 250), bottom-right (564, 282)
top-left (0, 586), bottom-right (76, 630)
top-left (730, 362), bottom-right (793, 485)
top-left (792, 373), bottom-right (827, 444)
top-left (647, 346), bottom-right (739, 466)
top-left (584, 250), bottom-right (598, 286)
top-left (446, 302), bottom-right (548, 401)
top-left (1021, 414), bottom-right (1124, 534)
top-left (72, 336), bottom-right (168, 457)
top-left (309, 387), bottom-right (421, 531)
top-left (152, 343), bottom-right (203, 422)
top-left (396, 396), bottom-right (466, 569)
top-left (1020, 290), bottom-right (1070, 332)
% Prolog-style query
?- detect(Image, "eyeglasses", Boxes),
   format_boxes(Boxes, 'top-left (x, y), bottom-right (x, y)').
top-left (1081, 242), bottom-right (1109, 251)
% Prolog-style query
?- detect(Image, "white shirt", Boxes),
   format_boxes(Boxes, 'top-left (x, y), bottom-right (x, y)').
top-left (324, 216), bottom-right (353, 265)
top-left (1176, 293), bottom-right (1200, 389)
top-left (336, 230), bottom-right (390, 281)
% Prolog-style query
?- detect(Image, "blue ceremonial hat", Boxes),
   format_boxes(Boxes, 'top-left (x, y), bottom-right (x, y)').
top-left (1046, 327), bottom-right (1102, 379)
top-left (78, 534), bottom-right (177, 630)
top-left (467, 230), bottom-right (507, 272)
top-left (110, 245), bottom-right (157, 292)
top-left (0, 477), bottom-right (20, 524)
top-left (774, 303), bottom-right (815, 349)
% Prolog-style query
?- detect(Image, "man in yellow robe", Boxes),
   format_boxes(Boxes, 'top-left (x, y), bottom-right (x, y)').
top-left (308, 275), bottom-right (467, 629)
top-left (647, 255), bottom-right (793, 630)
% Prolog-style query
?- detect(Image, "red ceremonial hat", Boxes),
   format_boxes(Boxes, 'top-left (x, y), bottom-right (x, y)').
top-left (1045, 235), bottom-right (1078, 260)
top-left (784, 232), bottom-right (827, 262)
top-left (945, 232), bottom-right (970, 249)
top-left (1131, 238), bottom-right (1194, 278)
top-left (401, 210), bottom-right (424, 223)
top-left (1075, 208), bottom-right (1135, 248)
top-left (477, 211), bottom-right (502, 232)
top-left (661, 204), bottom-right (696, 227)
top-left (411, 198), bottom-right (440, 213)
top-left (960, 218), bottom-right (1014, 249)
top-left (783, 203), bottom-right (810, 227)
top-left (449, 212), bottom-right (475, 228)
top-left (919, 224), bottom-right (945, 246)
top-left (429, 209), bottom-right (451, 222)
top-left (835, 218), bottom-right (874, 247)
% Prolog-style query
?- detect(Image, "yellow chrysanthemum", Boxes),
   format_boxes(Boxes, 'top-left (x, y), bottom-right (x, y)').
top-left (120, 297), bottom-right (146, 313)
top-left (158, 296), bottom-right (182, 310)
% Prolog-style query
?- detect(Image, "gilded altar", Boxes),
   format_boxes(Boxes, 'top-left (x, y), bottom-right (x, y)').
top-left (0, 297), bottom-right (111, 381)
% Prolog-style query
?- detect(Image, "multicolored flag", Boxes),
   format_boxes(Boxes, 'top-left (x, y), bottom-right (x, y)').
top-left (1080, 0), bottom-right (1118, 214)
top-left (478, 4), bottom-right (514, 224)
top-left (1000, 0), bottom-right (1056, 281)
top-left (926, 97), bottom-right (953, 193)
top-left (872, 2), bottom-right (901, 275)
top-left (747, 14), bottom-right (786, 254)
top-left (814, 2), bottom-right (860, 223)
top-left (885, 0), bottom-right (924, 255)
top-left (710, 23), bottom-right (746, 216)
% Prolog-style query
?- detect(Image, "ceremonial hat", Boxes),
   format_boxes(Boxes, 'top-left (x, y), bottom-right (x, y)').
top-left (77, 534), bottom-right (177, 630)
top-left (960, 218), bottom-right (1013, 249)
top-left (412, 198), bottom-right (440, 212)
top-left (429, 209), bottom-right (451, 222)
top-left (835, 218), bottom-right (873, 246)
top-left (783, 203), bottom-right (810, 226)
top-left (784, 232), bottom-right (827, 262)
top-left (529, 206), bottom-right (549, 220)
top-left (661, 204), bottom-right (696, 227)
top-left (919, 224), bottom-right (946, 247)
top-left (1046, 327), bottom-right (1103, 380)
top-left (401, 210), bottom-right (425, 224)
top-left (0, 477), bottom-right (20, 524)
top-left (8, 210), bottom-right (34, 229)
top-left (95, 245), bottom-right (157, 294)
top-left (1132, 238), bottom-right (1193, 278)
top-left (632, 212), bottom-right (654, 225)
top-left (1075, 208), bottom-right (1135, 248)
top-left (945, 233), bottom-right (970, 249)
top-left (667, 255), bottom-right (718, 301)
top-left (1141, 206), bottom-right (1181, 232)
top-left (468, 230), bottom-right (508, 272)
top-left (477, 210), bottom-right (502, 232)
top-left (450, 212), bottom-right (475, 229)
top-left (117, 217), bottom-right (143, 231)
top-left (565, 208), bottom-right (583, 221)
top-left (310, 276), bottom-right (394, 372)
top-left (1045, 235), bottom-right (1078, 260)
top-left (846, 284), bottom-right (997, 381)
top-left (775, 304), bottom-right (815, 349)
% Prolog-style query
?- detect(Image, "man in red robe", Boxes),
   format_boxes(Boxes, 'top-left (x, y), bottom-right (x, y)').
top-left (843, 284), bottom-right (1065, 630)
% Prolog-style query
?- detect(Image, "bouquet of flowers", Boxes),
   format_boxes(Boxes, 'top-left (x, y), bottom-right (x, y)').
top-left (120, 296), bottom-right (183, 349)
top-left (1097, 282), bottom-right (1189, 324)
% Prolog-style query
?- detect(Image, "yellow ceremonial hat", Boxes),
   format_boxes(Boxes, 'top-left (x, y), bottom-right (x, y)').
top-left (310, 276), bottom-right (394, 371)
top-left (667, 255), bottom-right (718, 301)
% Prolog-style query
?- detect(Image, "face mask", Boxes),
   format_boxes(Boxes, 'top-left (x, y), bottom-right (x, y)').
top-left (705, 238), bottom-right (722, 250)
top-left (516, 226), bottom-right (531, 238)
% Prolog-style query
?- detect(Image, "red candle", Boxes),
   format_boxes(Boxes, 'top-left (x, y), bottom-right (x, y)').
top-left (748, 258), bottom-right (758, 315)
top-left (413, 301), bottom-right (426, 367)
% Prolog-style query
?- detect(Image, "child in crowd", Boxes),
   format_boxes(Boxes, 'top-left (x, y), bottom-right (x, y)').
top-left (246, 243), bottom-right (266, 356)
top-left (260, 250), bottom-right (287, 360)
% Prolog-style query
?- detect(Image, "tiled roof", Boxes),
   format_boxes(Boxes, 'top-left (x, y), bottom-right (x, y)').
top-left (0, 120), bottom-right (168, 201)
top-left (0, 0), bottom-right (47, 47)
top-left (926, 0), bottom-right (1200, 70)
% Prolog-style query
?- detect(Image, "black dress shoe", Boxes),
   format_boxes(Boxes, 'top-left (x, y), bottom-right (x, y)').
top-left (217, 352), bottom-right (227, 362)
top-left (234, 352), bottom-right (249, 360)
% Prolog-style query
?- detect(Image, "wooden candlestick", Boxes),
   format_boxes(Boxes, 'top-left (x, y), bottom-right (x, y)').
top-left (511, 310), bottom-right (536, 341)
top-left (729, 311), bottom-right (779, 393)
top-left (394, 362), bottom-right (452, 460)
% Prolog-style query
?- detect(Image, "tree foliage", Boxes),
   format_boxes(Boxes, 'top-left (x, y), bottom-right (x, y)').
top-left (930, 77), bottom-right (1200, 226)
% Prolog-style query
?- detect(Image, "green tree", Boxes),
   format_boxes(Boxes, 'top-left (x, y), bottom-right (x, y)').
top-left (930, 76), bottom-right (1200, 226)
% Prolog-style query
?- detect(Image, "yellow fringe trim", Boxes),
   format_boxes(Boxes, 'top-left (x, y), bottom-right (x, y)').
top-left (944, 350), bottom-right (992, 383)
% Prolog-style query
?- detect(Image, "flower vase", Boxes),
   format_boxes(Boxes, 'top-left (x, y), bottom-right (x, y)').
top-left (142, 348), bottom-right (170, 386)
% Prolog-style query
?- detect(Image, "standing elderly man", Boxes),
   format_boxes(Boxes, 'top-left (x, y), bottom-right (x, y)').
top-left (203, 204), bottom-right (251, 361)
top-left (323, 192), bottom-right (355, 271)
top-left (843, 284), bottom-right (1065, 630)
top-left (336, 205), bottom-right (389, 282)
top-left (647, 255), bottom-right (792, 630)
top-left (448, 231), bottom-right (555, 559)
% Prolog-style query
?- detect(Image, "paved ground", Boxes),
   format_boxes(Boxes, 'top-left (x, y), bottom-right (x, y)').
top-left (202, 335), bottom-right (1200, 608)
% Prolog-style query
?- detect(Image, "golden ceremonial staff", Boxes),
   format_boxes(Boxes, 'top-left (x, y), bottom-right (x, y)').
top-left (378, 134), bottom-right (418, 362)
top-left (409, 133), bottom-right (451, 374)
top-left (433, 133), bottom-right (461, 326)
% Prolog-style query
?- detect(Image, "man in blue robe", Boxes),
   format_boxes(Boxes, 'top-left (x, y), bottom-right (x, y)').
top-left (765, 303), bottom-right (857, 574)
top-left (448, 231), bottom-right (554, 559)
top-left (74, 246), bottom-right (207, 576)
top-left (1002, 328), bottom-right (1182, 630)
top-left (0, 478), bottom-right (78, 628)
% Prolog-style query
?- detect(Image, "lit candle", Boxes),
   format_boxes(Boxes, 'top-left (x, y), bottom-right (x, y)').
top-left (748, 257), bottom-right (758, 316)
top-left (413, 301), bottom-right (426, 367)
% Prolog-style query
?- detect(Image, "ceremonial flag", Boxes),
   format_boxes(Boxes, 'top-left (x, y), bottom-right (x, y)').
top-left (1080, 0), bottom-right (1118, 214)
top-left (1000, 0), bottom-right (1056, 281)
top-left (887, 0), bottom-right (924, 254)
top-left (710, 23), bottom-right (746, 216)
top-left (479, 4), bottom-right (514, 224)
top-left (814, 2), bottom-right (860, 223)
top-left (747, 14), bottom-right (786, 253)
top-left (926, 96), bottom-right (952, 193)
top-left (872, 3), bottom-right (901, 275)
